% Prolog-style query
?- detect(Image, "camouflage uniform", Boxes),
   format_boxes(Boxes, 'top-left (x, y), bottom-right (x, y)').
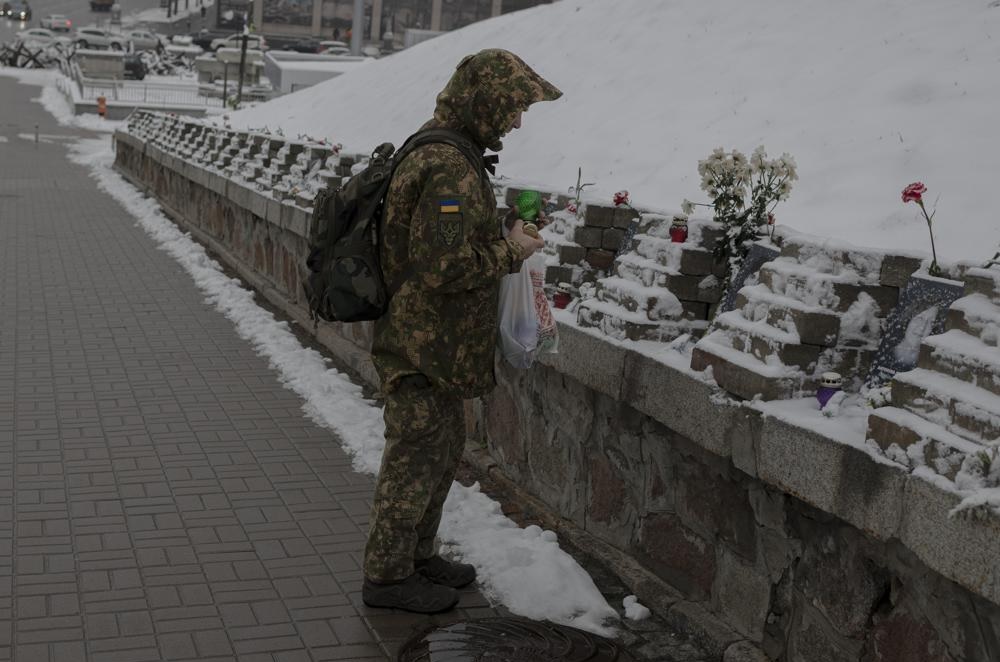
top-left (364, 49), bottom-right (561, 583)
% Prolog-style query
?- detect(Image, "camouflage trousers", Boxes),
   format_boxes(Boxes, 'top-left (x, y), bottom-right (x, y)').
top-left (363, 379), bottom-right (465, 582)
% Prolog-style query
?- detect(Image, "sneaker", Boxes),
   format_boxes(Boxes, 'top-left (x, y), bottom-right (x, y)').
top-left (415, 555), bottom-right (477, 589)
top-left (362, 572), bottom-right (459, 614)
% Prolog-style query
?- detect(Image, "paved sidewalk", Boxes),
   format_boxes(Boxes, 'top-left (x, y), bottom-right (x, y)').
top-left (0, 76), bottom-right (498, 661)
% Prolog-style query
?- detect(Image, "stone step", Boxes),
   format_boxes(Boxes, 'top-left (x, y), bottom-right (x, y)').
top-left (778, 236), bottom-right (886, 277)
top-left (866, 407), bottom-right (982, 479)
top-left (596, 277), bottom-right (705, 322)
top-left (615, 255), bottom-right (723, 303)
top-left (635, 216), bottom-right (724, 253)
top-left (917, 329), bottom-right (1000, 398)
top-left (946, 294), bottom-right (1000, 347)
top-left (892, 368), bottom-right (1000, 444)
top-left (711, 311), bottom-right (823, 371)
top-left (758, 262), bottom-right (899, 316)
top-left (735, 284), bottom-right (841, 347)
top-left (964, 267), bottom-right (1000, 301)
top-left (577, 299), bottom-right (705, 342)
top-left (690, 334), bottom-right (806, 401)
top-left (629, 234), bottom-right (727, 277)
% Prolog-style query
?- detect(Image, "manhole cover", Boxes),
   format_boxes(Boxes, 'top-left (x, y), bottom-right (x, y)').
top-left (397, 616), bottom-right (627, 662)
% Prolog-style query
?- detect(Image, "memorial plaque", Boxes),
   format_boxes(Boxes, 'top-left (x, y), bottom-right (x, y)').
top-left (864, 273), bottom-right (965, 388)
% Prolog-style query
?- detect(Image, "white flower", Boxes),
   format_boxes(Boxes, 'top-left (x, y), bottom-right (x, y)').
top-left (681, 199), bottom-right (695, 215)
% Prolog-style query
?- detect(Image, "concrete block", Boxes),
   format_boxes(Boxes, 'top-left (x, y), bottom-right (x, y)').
top-left (537, 321), bottom-right (626, 400)
top-left (728, 409), bottom-right (763, 478)
top-left (574, 226), bottom-right (604, 248)
top-left (689, 344), bottom-right (799, 401)
top-left (556, 243), bottom-right (586, 266)
top-left (738, 292), bottom-right (842, 347)
top-left (544, 264), bottom-right (574, 286)
top-left (613, 207), bottom-right (639, 230)
top-left (880, 254), bottom-right (923, 287)
top-left (756, 416), bottom-right (906, 541)
top-left (679, 299), bottom-right (710, 320)
top-left (584, 204), bottom-right (616, 228)
top-left (248, 189), bottom-right (268, 220)
top-left (900, 474), bottom-right (1000, 606)
top-left (964, 269), bottom-right (1000, 300)
top-left (601, 228), bottom-right (626, 251)
top-left (681, 273), bottom-right (725, 303)
top-left (209, 171), bottom-right (227, 196)
top-left (287, 208), bottom-right (309, 238)
top-left (227, 180), bottom-right (250, 211)
top-left (621, 347), bottom-right (737, 458)
top-left (585, 249), bottom-right (615, 271)
top-left (265, 198), bottom-right (282, 226)
top-left (680, 247), bottom-right (727, 277)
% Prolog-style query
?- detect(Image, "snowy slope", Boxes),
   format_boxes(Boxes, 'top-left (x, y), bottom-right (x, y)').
top-left (227, 0), bottom-right (1000, 263)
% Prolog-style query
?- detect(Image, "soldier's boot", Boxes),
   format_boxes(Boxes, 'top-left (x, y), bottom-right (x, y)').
top-left (416, 555), bottom-right (476, 589)
top-left (362, 572), bottom-right (459, 614)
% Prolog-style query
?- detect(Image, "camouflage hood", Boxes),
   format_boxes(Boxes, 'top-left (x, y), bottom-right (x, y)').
top-left (431, 49), bottom-right (562, 152)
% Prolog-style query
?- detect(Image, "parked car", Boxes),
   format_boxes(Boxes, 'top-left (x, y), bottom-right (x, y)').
top-left (39, 14), bottom-right (71, 31)
top-left (318, 39), bottom-right (349, 55)
top-left (284, 37), bottom-right (322, 54)
top-left (123, 53), bottom-right (146, 80)
top-left (15, 27), bottom-right (68, 47)
top-left (74, 26), bottom-right (125, 50)
top-left (121, 28), bottom-right (163, 51)
top-left (210, 32), bottom-right (266, 51)
top-left (189, 29), bottom-right (229, 51)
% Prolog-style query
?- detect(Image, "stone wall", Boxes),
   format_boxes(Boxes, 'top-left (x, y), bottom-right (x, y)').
top-left (487, 325), bottom-right (1000, 661)
top-left (114, 123), bottom-right (1000, 662)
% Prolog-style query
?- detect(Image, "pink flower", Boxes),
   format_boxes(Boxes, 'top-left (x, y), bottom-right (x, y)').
top-left (902, 182), bottom-right (927, 204)
top-left (566, 203), bottom-right (578, 214)
top-left (613, 190), bottom-right (630, 207)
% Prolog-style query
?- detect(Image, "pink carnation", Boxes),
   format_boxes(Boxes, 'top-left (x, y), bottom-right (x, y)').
top-left (902, 182), bottom-right (927, 204)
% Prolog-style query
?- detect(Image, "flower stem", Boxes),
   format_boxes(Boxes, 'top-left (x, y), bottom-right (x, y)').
top-left (918, 201), bottom-right (940, 275)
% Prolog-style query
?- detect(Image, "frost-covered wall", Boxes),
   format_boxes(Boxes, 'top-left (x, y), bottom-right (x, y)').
top-left (114, 114), bottom-right (1000, 661)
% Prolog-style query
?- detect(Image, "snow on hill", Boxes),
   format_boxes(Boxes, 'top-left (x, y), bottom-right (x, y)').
top-left (228, 0), bottom-right (1000, 263)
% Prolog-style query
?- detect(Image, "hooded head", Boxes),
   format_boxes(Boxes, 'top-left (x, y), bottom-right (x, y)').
top-left (432, 49), bottom-right (562, 152)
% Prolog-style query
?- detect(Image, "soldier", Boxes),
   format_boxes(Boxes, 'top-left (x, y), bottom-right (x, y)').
top-left (362, 49), bottom-right (561, 613)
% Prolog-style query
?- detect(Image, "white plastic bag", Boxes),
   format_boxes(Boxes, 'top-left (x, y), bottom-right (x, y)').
top-left (498, 260), bottom-right (539, 369)
top-left (526, 252), bottom-right (559, 355)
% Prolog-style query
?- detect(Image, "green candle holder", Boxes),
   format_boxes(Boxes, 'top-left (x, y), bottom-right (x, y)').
top-left (516, 190), bottom-right (542, 221)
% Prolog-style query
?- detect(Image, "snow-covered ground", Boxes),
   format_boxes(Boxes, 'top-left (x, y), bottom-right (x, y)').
top-left (225, 0), bottom-right (1000, 264)
top-left (1, 67), bottom-right (623, 636)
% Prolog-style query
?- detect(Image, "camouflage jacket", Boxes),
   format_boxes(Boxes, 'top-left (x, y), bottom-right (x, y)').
top-left (372, 49), bottom-right (561, 397)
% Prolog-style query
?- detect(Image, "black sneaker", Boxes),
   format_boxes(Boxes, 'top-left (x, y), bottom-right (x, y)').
top-left (415, 555), bottom-right (477, 589)
top-left (362, 572), bottom-right (459, 614)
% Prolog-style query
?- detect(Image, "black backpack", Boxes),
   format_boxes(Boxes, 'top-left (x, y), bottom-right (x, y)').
top-left (302, 128), bottom-right (486, 324)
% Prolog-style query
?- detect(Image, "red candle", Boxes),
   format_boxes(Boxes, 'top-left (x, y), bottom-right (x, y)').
top-left (669, 217), bottom-right (688, 243)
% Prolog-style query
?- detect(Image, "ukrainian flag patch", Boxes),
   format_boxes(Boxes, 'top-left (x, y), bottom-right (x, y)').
top-left (439, 199), bottom-right (461, 213)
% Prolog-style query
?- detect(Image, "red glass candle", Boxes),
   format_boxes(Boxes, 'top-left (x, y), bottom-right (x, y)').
top-left (669, 217), bottom-right (688, 243)
top-left (553, 291), bottom-right (571, 309)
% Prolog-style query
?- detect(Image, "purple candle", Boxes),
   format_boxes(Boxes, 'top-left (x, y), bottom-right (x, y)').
top-left (816, 372), bottom-right (843, 409)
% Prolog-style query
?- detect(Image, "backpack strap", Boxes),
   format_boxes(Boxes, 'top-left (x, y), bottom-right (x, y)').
top-left (382, 127), bottom-right (495, 298)
top-left (396, 127), bottom-right (490, 177)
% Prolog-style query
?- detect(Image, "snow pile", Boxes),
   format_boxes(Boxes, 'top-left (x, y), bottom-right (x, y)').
top-left (622, 595), bottom-right (651, 621)
top-left (64, 134), bottom-right (618, 636)
top-left (225, 0), bottom-right (1000, 263)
